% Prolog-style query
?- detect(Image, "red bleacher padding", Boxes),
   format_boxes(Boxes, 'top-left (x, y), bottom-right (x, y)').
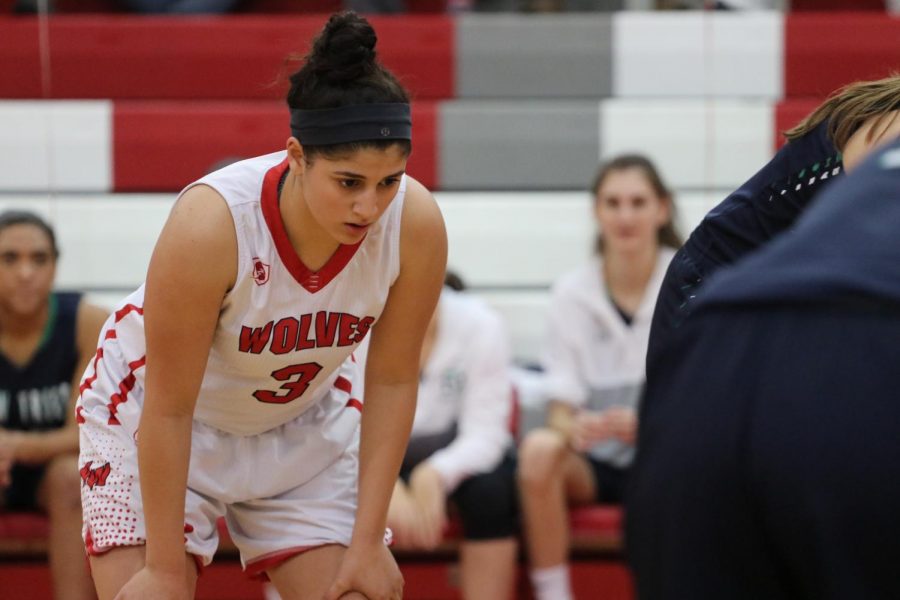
top-left (785, 13), bottom-right (900, 98)
top-left (0, 511), bottom-right (49, 541)
top-left (113, 100), bottom-right (438, 192)
top-left (569, 505), bottom-right (623, 539)
top-left (0, 15), bottom-right (454, 100)
top-left (774, 98), bottom-right (820, 150)
top-left (390, 505), bottom-right (623, 549)
top-left (790, 0), bottom-right (885, 9)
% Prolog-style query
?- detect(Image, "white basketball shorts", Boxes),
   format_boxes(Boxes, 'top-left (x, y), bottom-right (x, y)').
top-left (78, 339), bottom-right (364, 575)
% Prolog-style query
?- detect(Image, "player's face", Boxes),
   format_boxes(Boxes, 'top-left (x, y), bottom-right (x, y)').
top-left (594, 167), bottom-right (669, 256)
top-left (843, 109), bottom-right (900, 172)
top-left (301, 144), bottom-right (409, 245)
top-left (0, 224), bottom-right (56, 317)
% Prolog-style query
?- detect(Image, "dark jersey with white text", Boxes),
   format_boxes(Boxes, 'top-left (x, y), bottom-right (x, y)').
top-left (0, 292), bottom-right (81, 432)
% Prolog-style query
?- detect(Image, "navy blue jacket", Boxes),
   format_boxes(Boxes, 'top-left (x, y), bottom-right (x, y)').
top-left (699, 137), bottom-right (900, 308)
top-left (686, 120), bottom-right (842, 270)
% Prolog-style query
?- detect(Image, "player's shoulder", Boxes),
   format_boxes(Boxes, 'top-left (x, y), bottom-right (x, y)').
top-left (439, 289), bottom-right (508, 353)
top-left (441, 288), bottom-right (502, 328)
top-left (75, 300), bottom-right (111, 355)
top-left (397, 175), bottom-right (447, 264)
top-left (552, 259), bottom-right (598, 297)
top-left (399, 176), bottom-right (442, 229)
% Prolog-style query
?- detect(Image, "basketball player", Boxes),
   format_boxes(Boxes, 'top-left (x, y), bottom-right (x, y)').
top-left (646, 75), bottom-right (900, 371)
top-left (0, 210), bottom-right (108, 600)
top-left (77, 12), bottom-right (446, 600)
top-left (627, 132), bottom-right (900, 600)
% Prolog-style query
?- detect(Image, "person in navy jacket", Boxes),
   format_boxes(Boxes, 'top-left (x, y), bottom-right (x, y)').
top-left (627, 134), bottom-right (900, 600)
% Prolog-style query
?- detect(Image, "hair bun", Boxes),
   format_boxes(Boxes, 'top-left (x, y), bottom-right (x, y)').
top-left (308, 12), bottom-right (377, 85)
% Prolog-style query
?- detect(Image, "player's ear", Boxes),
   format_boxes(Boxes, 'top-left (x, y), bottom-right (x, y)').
top-left (286, 137), bottom-right (306, 175)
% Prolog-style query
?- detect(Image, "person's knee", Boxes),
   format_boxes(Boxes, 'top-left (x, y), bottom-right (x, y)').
top-left (518, 428), bottom-right (568, 490)
top-left (42, 454), bottom-right (82, 514)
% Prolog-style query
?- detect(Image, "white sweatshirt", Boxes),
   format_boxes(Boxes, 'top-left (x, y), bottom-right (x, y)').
top-left (412, 288), bottom-right (514, 493)
top-left (541, 248), bottom-right (676, 467)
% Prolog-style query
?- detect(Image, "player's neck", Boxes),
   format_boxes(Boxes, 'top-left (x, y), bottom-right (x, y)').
top-left (0, 300), bottom-right (50, 365)
top-left (280, 176), bottom-right (341, 273)
top-left (603, 244), bottom-right (658, 294)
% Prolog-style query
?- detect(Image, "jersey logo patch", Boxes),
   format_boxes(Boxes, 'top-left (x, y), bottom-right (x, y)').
top-left (80, 461), bottom-right (111, 489)
top-left (252, 258), bottom-right (270, 286)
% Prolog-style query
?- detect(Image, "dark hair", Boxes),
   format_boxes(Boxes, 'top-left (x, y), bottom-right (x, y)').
top-left (443, 270), bottom-right (466, 292)
top-left (287, 11), bottom-right (411, 161)
top-left (591, 154), bottom-right (683, 252)
top-left (784, 74), bottom-right (900, 151)
top-left (0, 210), bottom-right (59, 258)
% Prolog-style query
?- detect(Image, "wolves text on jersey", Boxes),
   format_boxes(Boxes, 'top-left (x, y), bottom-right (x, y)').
top-left (239, 311), bottom-right (375, 355)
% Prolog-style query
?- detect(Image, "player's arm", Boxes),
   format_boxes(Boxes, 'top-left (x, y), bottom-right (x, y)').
top-left (328, 178), bottom-right (447, 599)
top-left (547, 401), bottom-right (577, 442)
top-left (135, 185), bottom-right (236, 582)
top-left (356, 178), bottom-right (446, 543)
top-left (2, 301), bottom-right (108, 465)
top-left (541, 286), bottom-right (588, 445)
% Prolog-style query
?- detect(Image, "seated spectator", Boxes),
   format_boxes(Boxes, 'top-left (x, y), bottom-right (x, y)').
top-left (384, 273), bottom-right (519, 600)
top-left (0, 210), bottom-right (107, 600)
top-left (518, 155), bottom-right (681, 600)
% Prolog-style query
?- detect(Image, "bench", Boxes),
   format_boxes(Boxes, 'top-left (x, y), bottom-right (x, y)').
top-left (0, 506), bottom-right (631, 599)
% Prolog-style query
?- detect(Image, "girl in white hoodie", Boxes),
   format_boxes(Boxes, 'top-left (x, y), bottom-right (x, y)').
top-left (518, 154), bottom-right (682, 600)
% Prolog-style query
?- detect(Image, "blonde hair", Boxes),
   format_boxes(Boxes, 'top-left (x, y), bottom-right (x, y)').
top-left (784, 74), bottom-right (900, 151)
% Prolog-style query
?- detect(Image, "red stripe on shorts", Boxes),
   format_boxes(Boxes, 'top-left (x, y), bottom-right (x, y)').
top-left (115, 303), bottom-right (144, 322)
top-left (346, 398), bottom-right (363, 413)
top-left (107, 356), bottom-right (147, 426)
top-left (334, 376), bottom-right (352, 395)
top-left (244, 544), bottom-right (327, 580)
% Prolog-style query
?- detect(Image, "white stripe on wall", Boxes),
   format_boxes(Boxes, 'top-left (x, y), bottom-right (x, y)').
top-left (601, 98), bottom-right (774, 190)
top-left (612, 11), bottom-right (783, 99)
top-left (0, 101), bottom-right (112, 193)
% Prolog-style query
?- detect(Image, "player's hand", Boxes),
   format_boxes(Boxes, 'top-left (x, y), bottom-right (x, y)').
top-left (408, 464), bottom-right (447, 550)
top-left (114, 566), bottom-right (189, 600)
top-left (386, 481), bottom-right (422, 549)
top-left (325, 541), bottom-right (403, 600)
top-left (604, 406), bottom-right (638, 446)
top-left (570, 410), bottom-right (612, 451)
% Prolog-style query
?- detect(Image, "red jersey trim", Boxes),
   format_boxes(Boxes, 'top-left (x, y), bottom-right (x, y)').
top-left (84, 527), bottom-right (205, 575)
top-left (245, 543), bottom-right (342, 580)
top-left (261, 158), bottom-right (365, 294)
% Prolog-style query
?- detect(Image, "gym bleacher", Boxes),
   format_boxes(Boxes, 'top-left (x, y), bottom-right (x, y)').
top-left (1, 3), bottom-right (898, 598)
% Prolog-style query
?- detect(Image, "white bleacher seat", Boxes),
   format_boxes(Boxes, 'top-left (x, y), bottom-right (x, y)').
top-left (601, 98), bottom-right (774, 190)
top-left (612, 11), bottom-right (783, 99)
top-left (0, 101), bottom-right (112, 193)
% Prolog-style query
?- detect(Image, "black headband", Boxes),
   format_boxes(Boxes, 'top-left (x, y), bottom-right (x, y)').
top-left (290, 103), bottom-right (412, 146)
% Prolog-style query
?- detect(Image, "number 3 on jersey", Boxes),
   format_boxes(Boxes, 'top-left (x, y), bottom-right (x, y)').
top-left (253, 362), bottom-right (323, 404)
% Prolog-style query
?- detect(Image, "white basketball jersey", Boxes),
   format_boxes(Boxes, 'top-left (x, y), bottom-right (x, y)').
top-left (109, 151), bottom-right (405, 435)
